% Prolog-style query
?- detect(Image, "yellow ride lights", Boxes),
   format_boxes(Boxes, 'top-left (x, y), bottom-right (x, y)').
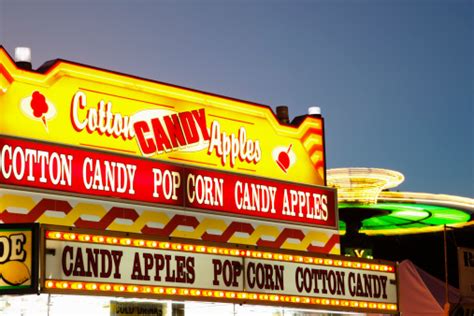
top-left (379, 191), bottom-right (474, 212)
top-left (327, 168), bottom-right (405, 205)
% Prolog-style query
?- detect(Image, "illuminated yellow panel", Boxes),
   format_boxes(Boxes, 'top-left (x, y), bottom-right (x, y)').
top-left (0, 48), bottom-right (325, 186)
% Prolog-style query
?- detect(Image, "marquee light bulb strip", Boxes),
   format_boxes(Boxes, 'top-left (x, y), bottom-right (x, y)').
top-left (44, 280), bottom-right (397, 312)
top-left (45, 231), bottom-right (394, 273)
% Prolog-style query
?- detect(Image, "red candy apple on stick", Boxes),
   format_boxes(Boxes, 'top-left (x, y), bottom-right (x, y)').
top-left (276, 144), bottom-right (293, 173)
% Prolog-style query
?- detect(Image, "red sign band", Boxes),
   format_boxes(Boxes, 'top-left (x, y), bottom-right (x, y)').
top-left (0, 136), bottom-right (337, 228)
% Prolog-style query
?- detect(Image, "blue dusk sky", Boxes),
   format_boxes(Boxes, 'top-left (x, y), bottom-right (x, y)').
top-left (1, 0), bottom-right (472, 197)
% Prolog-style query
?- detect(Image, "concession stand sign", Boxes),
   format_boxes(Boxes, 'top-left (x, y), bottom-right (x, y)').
top-left (0, 46), bottom-right (327, 188)
top-left (0, 136), bottom-right (336, 228)
top-left (0, 223), bottom-right (39, 294)
top-left (0, 46), bottom-right (377, 313)
top-left (42, 227), bottom-right (398, 313)
top-left (0, 45), bottom-right (336, 229)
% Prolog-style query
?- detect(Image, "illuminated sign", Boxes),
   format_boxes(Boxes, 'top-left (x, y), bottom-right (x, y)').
top-left (0, 136), bottom-right (337, 228)
top-left (344, 248), bottom-right (374, 260)
top-left (42, 227), bottom-right (398, 313)
top-left (0, 223), bottom-right (39, 294)
top-left (0, 47), bottom-right (326, 186)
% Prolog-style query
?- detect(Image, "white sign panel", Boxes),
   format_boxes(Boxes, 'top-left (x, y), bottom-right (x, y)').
top-left (44, 238), bottom-right (397, 305)
top-left (243, 258), bottom-right (397, 303)
top-left (458, 247), bottom-right (474, 298)
top-left (46, 240), bottom-right (237, 291)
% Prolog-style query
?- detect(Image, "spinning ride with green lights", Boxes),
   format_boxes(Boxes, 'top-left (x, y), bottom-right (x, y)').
top-left (327, 168), bottom-right (473, 236)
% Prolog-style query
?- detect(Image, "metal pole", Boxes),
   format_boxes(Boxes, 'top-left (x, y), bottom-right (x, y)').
top-left (47, 293), bottom-right (51, 316)
top-left (443, 225), bottom-right (450, 315)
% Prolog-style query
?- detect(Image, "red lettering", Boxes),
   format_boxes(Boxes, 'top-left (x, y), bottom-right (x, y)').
top-left (154, 254), bottom-right (165, 282)
top-left (175, 256), bottom-right (186, 283)
top-left (62, 245), bottom-right (73, 276)
top-left (151, 118), bottom-right (172, 152)
top-left (134, 121), bottom-right (155, 155)
top-left (131, 252), bottom-right (143, 280)
top-left (212, 259), bottom-right (242, 287)
top-left (111, 250), bottom-right (123, 279)
top-left (85, 248), bottom-right (99, 277)
top-left (186, 257), bottom-right (195, 283)
top-left (192, 109), bottom-right (210, 140)
top-left (70, 91), bottom-right (134, 139)
top-left (179, 111), bottom-right (199, 144)
top-left (132, 109), bottom-right (209, 156)
top-left (246, 262), bottom-right (284, 291)
top-left (99, 249), bottom-right (112, 278)
top-left (143, 253), bottom-right (154, 281)
top-left (164, 255), bottom-right (175, 282)
top-left (73, 248), bottom-right (85, 276)
top-left (163, 114), bottom-right (187, 148)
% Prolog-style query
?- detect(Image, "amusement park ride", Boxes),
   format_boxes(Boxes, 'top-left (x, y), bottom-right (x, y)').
top-left (327, 167), bottom-right (473, 286)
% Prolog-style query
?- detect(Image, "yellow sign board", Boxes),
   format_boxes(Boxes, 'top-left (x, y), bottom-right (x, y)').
top-left (0, 47), bottom-right (325, 185)
top-left (0, 223), bottom-right (38, 294)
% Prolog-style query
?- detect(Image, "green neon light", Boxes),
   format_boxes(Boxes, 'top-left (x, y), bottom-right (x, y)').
top-left (339, 203), bottom-right (471, 231)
